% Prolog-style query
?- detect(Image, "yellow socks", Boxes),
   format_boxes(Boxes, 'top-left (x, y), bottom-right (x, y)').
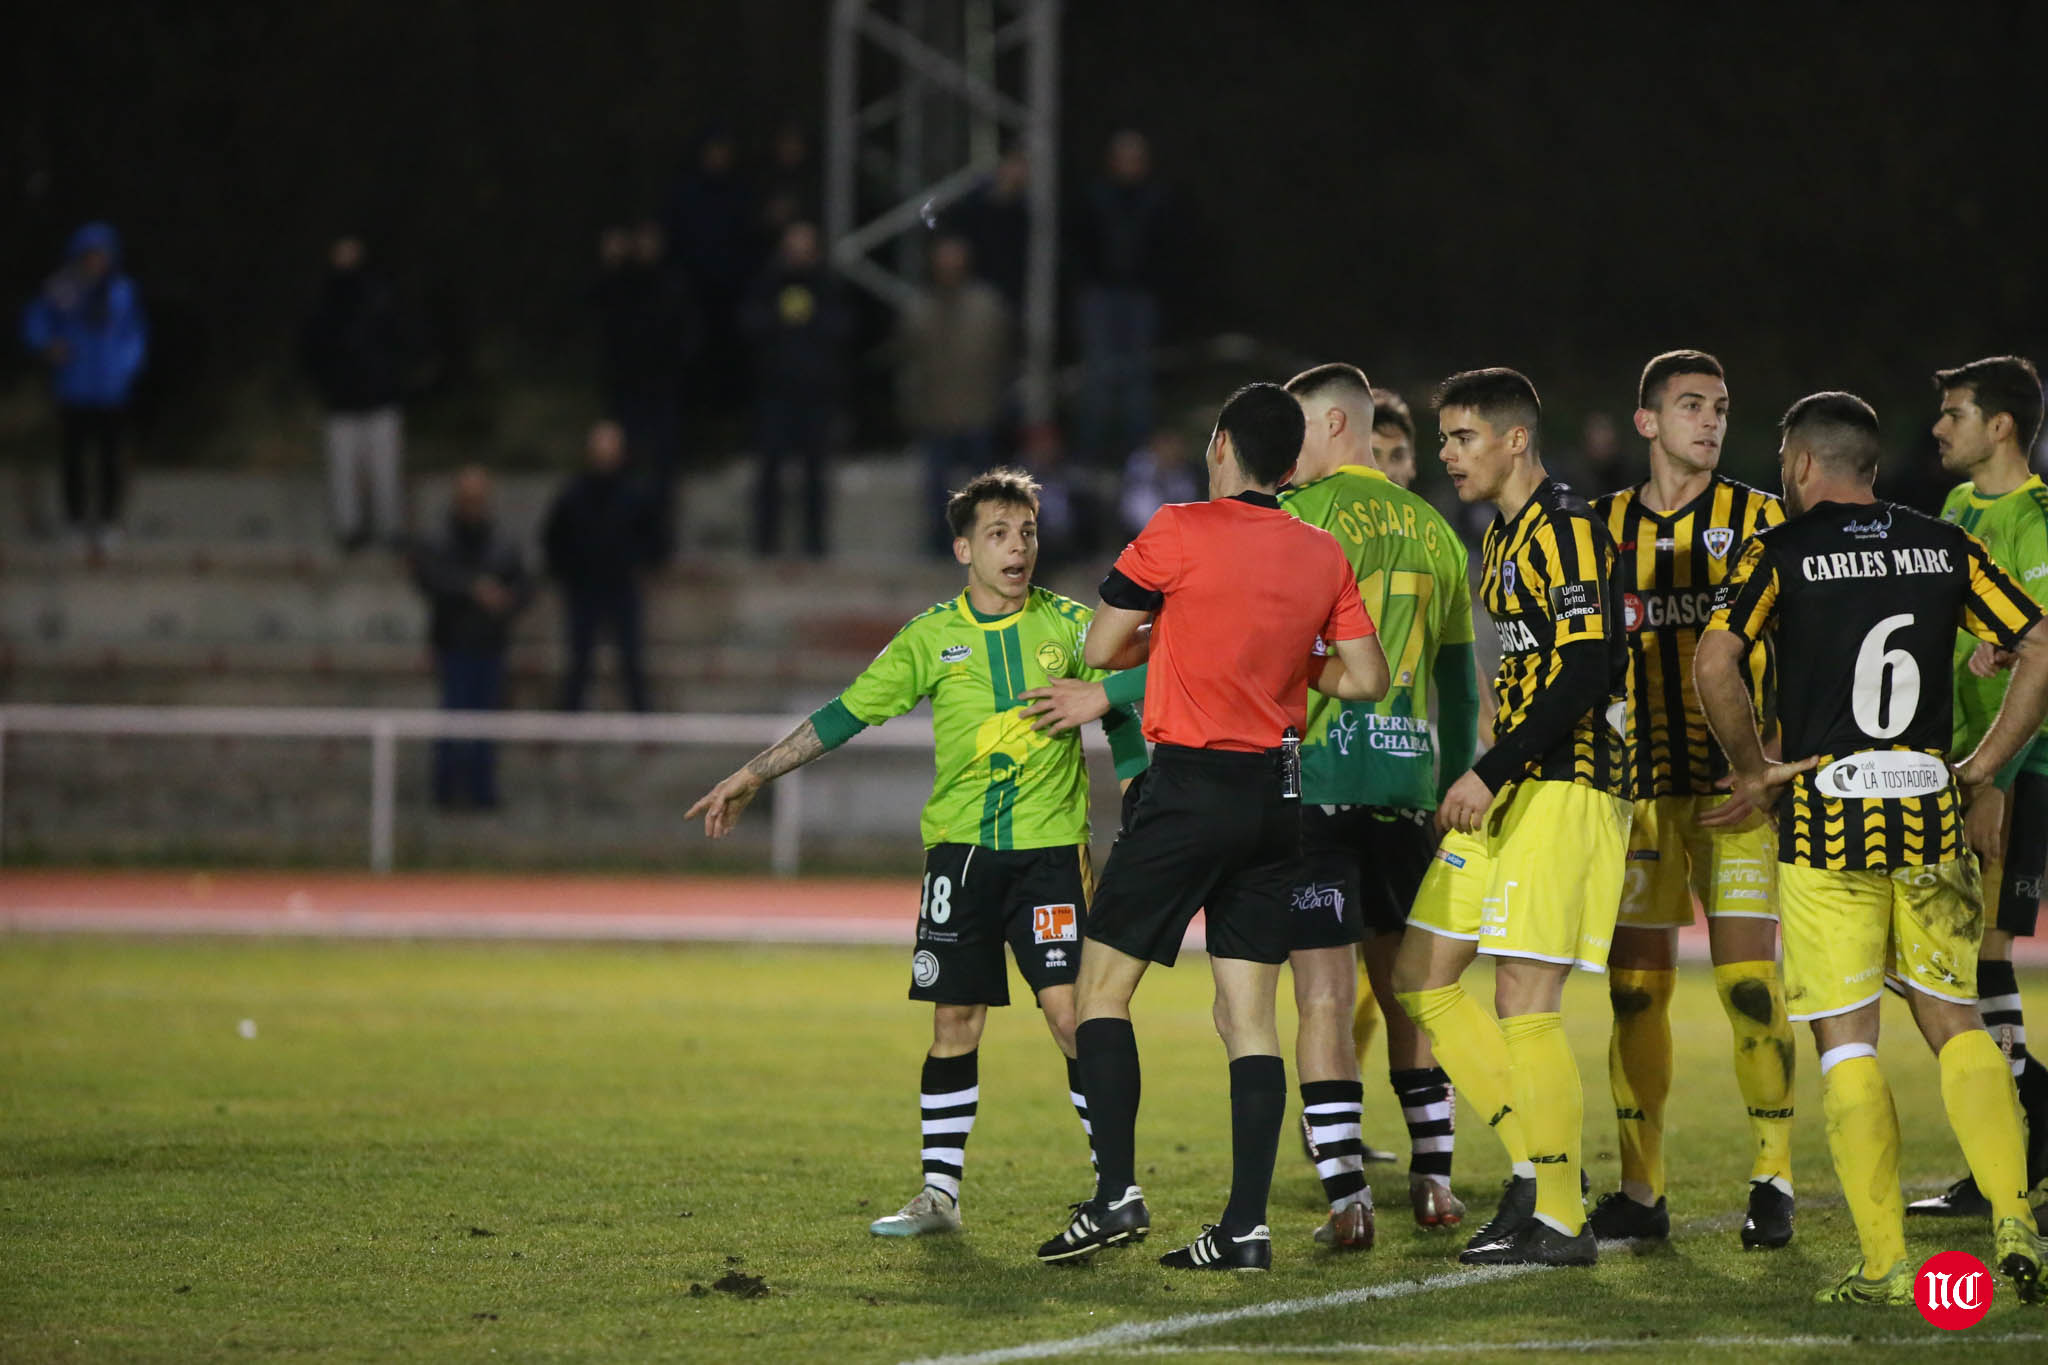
top-left (1353, 976), bottom-right (1381, 1071)
top-left (1819, 1045), bottom-right (1905, 1276)
top-left (1940, 1029), bottom-right (2037, 1229)
top-left (1607, 968), bottom-right (1675, 1199)
top-left (1714, 960), bottom-right (1796, 1188)
top-left (1502, 1011), bottom-right (1584, 1234)
top-left (1398, 983), bottom-right (1529, 1167)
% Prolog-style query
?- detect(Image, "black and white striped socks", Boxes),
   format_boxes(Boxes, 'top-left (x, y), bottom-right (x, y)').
top-left (1980, 961), bottom-right (2048, 1137)
top-left (1066, 1057), bottom-right (1096, 1168)
top-left (1301, 1079), bottom-right (1368, 1210)
top-left (919, 1051), bottom-right (979, 1204)
top-left (1392, 1066), bottom-right (1456, 1185)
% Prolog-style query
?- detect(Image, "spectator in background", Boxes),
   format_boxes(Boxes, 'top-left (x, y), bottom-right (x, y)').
top-left (1550, 410), bottom-right (1642, 497)
top-left (411, 465), bottom-right (532, 811)
top-left (593, 219), bottom-right (700, 542)
top-left (545, 420), bottom-right (665, 712)
top-left (1369, 387), bottom-right (1419, 489)
top-left (742, 221), bottom-right (846, 557)
top-left (762, 120), bottom-right (818, 237)
top-left (946, 148), bottom-right (1032, 311)
top-left (1072, 130), bottom-right (1172, 463)
top-left (21, 221), bottom-right (148, 556)
top-left (1018, 422), bottom-right (1092, 568)
top-left (899, 235), bottom-right (1014, 554)
top-left (667, 127), bottom-right (760, 417)
top-left (303, 236), bottom-right (409, 551)
top-left (1118, 425), bottom-right (1198, 536)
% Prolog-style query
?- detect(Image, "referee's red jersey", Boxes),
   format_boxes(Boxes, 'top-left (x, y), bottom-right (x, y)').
top-left (1105, 491), bottom-right (1373, 753)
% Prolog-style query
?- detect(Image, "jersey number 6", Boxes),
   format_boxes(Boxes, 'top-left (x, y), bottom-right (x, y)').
top-left (1852, 613), bottom-right (1919, 740)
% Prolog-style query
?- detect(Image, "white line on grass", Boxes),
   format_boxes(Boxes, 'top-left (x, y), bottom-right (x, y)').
top-left (1099, 1333), bottom-right (2048, 1355)
top-left (897, 1266), bottom-right (1537, 1365)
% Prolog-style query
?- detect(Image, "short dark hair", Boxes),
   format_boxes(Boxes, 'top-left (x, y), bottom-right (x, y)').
top-left (1432, 367), bottom-right (1542, 449)
top-left (946, 467), bottom-right (1040, 538)
top-left (1215, 382), bottom-right (1306, 486)
top-left (1638, 349), bottom-right (1726, 411)
top-left (1369, 387), bottom-right (1414, 443)
top-left (1284, 362), bottom-right (1374, 413)
top-left (1780, 391), bottom-right (1880, 479)
top-left (1934, 355), bottom-right (2044, 453)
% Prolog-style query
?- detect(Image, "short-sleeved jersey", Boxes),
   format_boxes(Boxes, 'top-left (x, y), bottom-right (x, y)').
top-left (1596, 476), bottom-right (1783, 799)
top-left (836, 586), bottom-right (1111, 851)
top-left (1940, 475), bottom-right (2048, 769)
top-left (1282, 465), bottom-right (1473, 808)
top-left (1710, 500), bottom-right (2042, 870)
top-left (1110, 492), bottom-right (1373, 753)
top-left (1480, 479), bottom-right (1629, 793)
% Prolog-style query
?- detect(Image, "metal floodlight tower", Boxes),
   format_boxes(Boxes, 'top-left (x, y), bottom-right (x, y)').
top-left (825, 0), bottom-right (1061, 421)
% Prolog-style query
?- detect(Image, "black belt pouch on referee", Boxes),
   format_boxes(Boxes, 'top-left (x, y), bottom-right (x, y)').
top-left (1085, 742), bottom-right (1303, 966)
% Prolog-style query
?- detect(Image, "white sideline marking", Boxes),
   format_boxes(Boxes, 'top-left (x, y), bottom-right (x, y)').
top-left (897, 1266), bottom-right (1534, 1365)
top-left (1103, 1335), bottom-right (2048, 1355)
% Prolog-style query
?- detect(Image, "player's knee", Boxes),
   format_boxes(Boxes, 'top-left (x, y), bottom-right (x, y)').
top-left (932, 1004), bottom-right (986, 1051)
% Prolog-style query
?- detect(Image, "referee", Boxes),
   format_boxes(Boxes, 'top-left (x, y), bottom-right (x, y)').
top-left (1036, 382), bottom-right (1389, 1271)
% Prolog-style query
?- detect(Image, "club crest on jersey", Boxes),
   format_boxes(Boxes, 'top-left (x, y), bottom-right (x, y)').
top-left (1703, 527), bottom-right (1735, 558)
top-left (940, 644), bottom-right (973, 665)
top-left (912, 950), bottom-right (941, 988)
top-left (1032, 903), bottom-right (1078, 944)
top-left (1036, 640), bottom-right (1068, 674)
top-left (1500, 561), bottom-right (1518, 596)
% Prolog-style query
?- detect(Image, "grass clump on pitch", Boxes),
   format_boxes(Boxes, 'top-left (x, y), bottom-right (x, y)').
top-left (2, 937), bottom-right (2045, 1363)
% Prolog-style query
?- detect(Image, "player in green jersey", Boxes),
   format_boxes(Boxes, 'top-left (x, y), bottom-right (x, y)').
top-left (1913, 355), bottom-right (2048, 1216)
top-left (689, 468), bottom-right (1148, 1238)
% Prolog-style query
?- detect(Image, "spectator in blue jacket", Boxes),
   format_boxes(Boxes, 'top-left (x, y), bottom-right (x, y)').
top-left (21, 222), bottom-right (148, 552)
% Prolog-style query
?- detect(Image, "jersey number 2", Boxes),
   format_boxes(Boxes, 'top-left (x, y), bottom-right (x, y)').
top-left (1852, 613), bottom-right (1919, 740)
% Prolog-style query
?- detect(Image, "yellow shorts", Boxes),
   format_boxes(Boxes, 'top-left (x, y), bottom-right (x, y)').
top-left (1409, 779), bottom-right (1635, 972)
top-left (1616, 795), bottom-right (1777, 929)
top-left (1777, 858), bottom-right (1983, 1022)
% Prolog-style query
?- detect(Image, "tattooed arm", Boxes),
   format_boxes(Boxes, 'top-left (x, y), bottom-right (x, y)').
top-left (686, 717), bottom-right (830, 839)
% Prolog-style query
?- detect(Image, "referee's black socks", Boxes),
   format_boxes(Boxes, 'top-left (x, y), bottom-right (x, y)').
top-left (1077, 1017), bottom-right (1142, 1205)
top-left (1222, 1054), bottom-right (1287, 1233)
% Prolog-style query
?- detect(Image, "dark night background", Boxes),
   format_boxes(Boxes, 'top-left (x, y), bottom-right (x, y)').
top-left (5, 0), bottom-right (2045, 490)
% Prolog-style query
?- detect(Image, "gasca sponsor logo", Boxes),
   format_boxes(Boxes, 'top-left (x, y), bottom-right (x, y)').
top-left (1623, 589), bottom-right (1717, 631)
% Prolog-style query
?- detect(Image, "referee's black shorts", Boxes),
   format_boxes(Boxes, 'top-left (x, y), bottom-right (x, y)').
top-left (1086, 743), bottom-right (1300, 967)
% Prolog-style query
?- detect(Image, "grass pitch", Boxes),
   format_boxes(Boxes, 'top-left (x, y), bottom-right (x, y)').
top-left (3, 935), bottom-right (2045, 1363)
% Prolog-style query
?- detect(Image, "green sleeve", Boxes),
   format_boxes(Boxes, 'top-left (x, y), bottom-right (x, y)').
top-left (838, 624), bottom-right (929, 726)
top-left (1434, 639), bottom-right (1481, 799)
top-left (1102, 704), bottom-right (1150, 780)
top-left (809, 697), bottom-right (868, 752)
top-left (1102, 664), bottom-right (1148, 709)
top-left (1995, 737), bottom-right (2034, 792)
top-left (2006, 496), bottom-right (2048, 609)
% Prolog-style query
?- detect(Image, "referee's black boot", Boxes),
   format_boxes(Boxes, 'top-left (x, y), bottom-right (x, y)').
top-left (1461, 1217), bottom-right (1597, 1268)
top-left (1158, 1223), bottom-right (1272, 1271)
top-left (1906, 1174), bottom-right (1991, 1219)
top-left (1460, 1175), bottom-right (1536, 1258)
top-left (1036, 1185), bottom-right (1149, 1264)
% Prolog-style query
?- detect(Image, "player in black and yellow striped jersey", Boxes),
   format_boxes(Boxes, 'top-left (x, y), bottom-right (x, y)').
top-left (1699, 391), bottom-right (2048, 1306)
top-left (1587, 351), bottom-right (1799, 1252)
top-left (1392, 368), bottom-right (1634, 1269)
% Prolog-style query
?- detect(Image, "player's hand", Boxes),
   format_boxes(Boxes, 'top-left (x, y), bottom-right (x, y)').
top-left (1018, 678), bottom-right (1111, 734)
top-left (1969, 641), bottom-right (2018, 678)
top-left (1435, 770), bottom-right (1494, 835)
top-left (1697, 773), bottom-right (1760, 829)
top-left (1726, 755), bottom-right (1818, 827)
top-left (686, 768), bottom-right (762, 839)
top-left (1963, 782), bottom-right (2008, 864)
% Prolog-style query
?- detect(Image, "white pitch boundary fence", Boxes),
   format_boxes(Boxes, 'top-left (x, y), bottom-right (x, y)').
top-left (0, 705), bottom-right (1099, 876)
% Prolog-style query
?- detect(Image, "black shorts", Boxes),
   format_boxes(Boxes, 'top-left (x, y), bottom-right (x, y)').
top-left (1997, 771), bottom-right (2048, 937)
top-left (1086, 744), bottom-right (1301, 967)
top-left (909, 843), bottom-right (1092, 1006)
top-left (1290, 805), bottom-right (1436, 950)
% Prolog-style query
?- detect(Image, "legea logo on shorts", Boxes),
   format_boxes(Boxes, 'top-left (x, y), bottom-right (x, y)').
top-left (1916, 1250), bottom-right (1993, 1328)
top-left (1032, 904), bottom-right (1077, 945)
top-left (912, 950), bottom-right (941, 988)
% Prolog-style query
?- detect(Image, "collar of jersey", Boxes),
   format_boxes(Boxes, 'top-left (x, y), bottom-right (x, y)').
top-left (1228, 489), bottom-right (1283, 509)
top-left (1335, 464), bottom-right (1390, 483)
top-left (1965, 473), bottom-right (2044, 509)
top-left (1629, 474), bottom-right (1718, 522)
top-left (955, 591), bottom-right (1030, 630)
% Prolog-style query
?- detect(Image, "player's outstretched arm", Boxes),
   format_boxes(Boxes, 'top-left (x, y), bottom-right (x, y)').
top-left (1083, 607), bottom-right (1153, 671)
top-left (1957, 619), bottom-right (2048, 788)
top-left (1310, 634), bottom-right (1390, 702)
top-left (686, 717), bottom-right (829, 839)
top-left (1696, 628), bottom-right (1813, 822)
